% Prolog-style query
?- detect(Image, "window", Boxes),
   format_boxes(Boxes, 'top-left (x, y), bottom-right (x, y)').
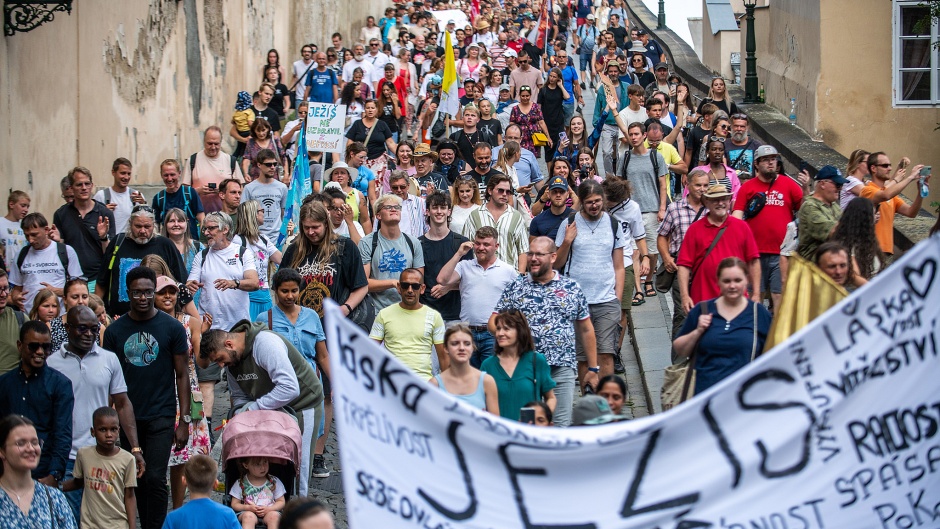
top-left (893, 1), bottom-right (939, 106)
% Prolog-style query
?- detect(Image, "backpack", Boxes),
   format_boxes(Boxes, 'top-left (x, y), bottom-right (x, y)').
top-left (190, 153), bottom-right (238, 177)
top-left (102, 187), bottom-right (138, 205)
top-left (200, 240), bottom-right (249, 268)
top-left (17, 242), bottom-right (71, 278)
top-left (562, 211), bottom-right (619, 275)
top-left (617, 149), bottom-right (663, 202)
top-left (155, 185), bottom-right (195, 224)
top-left (430, 111), bottom-right (447, 139)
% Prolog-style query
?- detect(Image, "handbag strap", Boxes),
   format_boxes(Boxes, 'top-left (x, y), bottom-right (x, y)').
top-left (689, 225), bottom-right (728, 285)
top-left (750, 300), bottom-right (759, 361)
top-left (680, 301), bottom-right (709, 403)
top-left (531, 351), bottom-right (539, 402)
top-left (363, 120), bottom-right (377, 148)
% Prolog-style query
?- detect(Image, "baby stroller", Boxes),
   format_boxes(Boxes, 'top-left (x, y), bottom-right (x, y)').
top-left (221, 410), bottom-right (302, 509)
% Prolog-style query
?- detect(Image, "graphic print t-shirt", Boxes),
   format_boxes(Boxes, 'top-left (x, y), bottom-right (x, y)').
top-left (281, 237), bottom-right (368, 317)
top-left (103, 311), bottom-right (187, 420)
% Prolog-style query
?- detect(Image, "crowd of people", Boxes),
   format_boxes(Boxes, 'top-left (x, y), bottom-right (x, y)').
top-left (0, 0), bottom-right (934, 527)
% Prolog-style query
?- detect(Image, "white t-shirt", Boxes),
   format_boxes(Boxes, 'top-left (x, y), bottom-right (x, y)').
top-left (183, 151), bottom-right (244, 213)
top-left (188, 242), bottom-right (257, 331)
top-left (0, 216), bottom-right (27, 272)
top-left (342, 59), bottom-right (375, 83)
top-left (334, 220), bottom-right (365, 239)
top-left (93, 187), bottom-right (137, 233)
top-left (9, 242), bottom-right (83, 313)
top-left (617, 107), bottom-right (650, 139)
top-left (450, 205), bottom-right (480, 237)
top-left (233, 234), bottom-right (280, 290)
top-left (293, 59), bottom-right (316, 100)
top-left (241, 179), bottom-right (288, 244)
top-left (454, 258), bottom-right (518, 325)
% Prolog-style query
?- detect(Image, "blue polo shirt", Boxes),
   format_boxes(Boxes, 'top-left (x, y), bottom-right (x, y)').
top-left (306, 68), bottom-right (338, 104)
top-left (560, 65), bottom-right (579, 104)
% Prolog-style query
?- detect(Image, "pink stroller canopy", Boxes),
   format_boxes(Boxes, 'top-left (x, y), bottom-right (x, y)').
top-left (221, 410), bottom-right (303, 475)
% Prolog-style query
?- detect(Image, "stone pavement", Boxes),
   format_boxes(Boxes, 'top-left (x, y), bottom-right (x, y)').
top-left (628, 286), bottom-right (678, 415)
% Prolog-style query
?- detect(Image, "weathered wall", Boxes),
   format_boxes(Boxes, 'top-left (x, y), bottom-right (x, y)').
top-left (0, 0), bottom-right (387, 217)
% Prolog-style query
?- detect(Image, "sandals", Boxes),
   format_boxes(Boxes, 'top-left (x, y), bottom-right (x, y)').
top-left (644, 281), bottom-right (657, 297)
top-left (632, 292), bottom-right (646, 306)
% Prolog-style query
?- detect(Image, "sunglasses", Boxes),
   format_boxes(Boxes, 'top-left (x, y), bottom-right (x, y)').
top-left (68, 324), bottom-right (101, 335)
top-left (872, 163), bottom-right (892, 168)
top-left (718, 125), bottom-right (730, 130)
top-left (261, 162), bottom-right (279, 167)
top-left (492, 188), bottom-right (512, 195)
top-left (132, 205), bottom-right (154, 213)
top-left (25, 341), bottom-right (53, 353)
top-left (708, 136), bottom-right (727, 142)
top-left (730, 113), bottom-right (748, 120)
top-left (399, 282), bottom-right (423, 291)
top-left (382, 205), bottom-right (403, 211)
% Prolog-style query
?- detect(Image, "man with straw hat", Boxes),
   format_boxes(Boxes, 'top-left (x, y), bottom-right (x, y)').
top-left (413, 143), bottom-right (449, 195)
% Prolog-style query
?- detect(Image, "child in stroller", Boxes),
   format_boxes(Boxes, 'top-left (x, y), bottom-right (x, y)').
top-left (230, 456), bottom-right (286, 529)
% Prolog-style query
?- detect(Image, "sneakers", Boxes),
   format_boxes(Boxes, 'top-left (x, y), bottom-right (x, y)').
top-left (312, 455), bottom-right (330, 478)
top-left (580, 81), bottom-right (586, 90)
top-left (614, 354), bottom-right (626, 374)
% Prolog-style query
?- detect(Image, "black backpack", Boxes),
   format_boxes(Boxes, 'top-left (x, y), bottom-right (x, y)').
top-left (189, 152), bottom-right (238, 176)
top-left (562, 211), bottom-right (620, 275)
top-left (16, 242), bottom-right (71, 278)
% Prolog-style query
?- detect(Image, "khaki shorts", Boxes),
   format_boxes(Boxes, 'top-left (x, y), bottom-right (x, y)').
top-left (576, 299), bottom-right (624, 360)
top-left (621, 264), bottom-right (636, 311)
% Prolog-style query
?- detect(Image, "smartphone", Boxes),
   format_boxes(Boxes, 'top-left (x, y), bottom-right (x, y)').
top-left (799, 161), bottom-right (810, 173)
top-left (559, 131), bottom-right (567, 143)
top-left (519, 407), bottom-right (536, 424)
top-left (920, 166), bottom-right (932, 177)
top-left (208, 182), bottom-right (217, 190)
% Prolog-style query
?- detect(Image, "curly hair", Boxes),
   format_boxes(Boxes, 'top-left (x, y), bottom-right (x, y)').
top-left (831, 197), bottom-right (885, 280)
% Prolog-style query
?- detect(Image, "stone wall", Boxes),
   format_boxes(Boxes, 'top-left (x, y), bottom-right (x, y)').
top-left (0, 0), bottom-right (387, 216)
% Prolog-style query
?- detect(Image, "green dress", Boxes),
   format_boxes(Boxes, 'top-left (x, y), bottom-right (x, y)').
top-left (482, 350), bottom-right (557, 421)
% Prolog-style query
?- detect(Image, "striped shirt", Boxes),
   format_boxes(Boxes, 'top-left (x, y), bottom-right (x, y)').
top-left (462, 205), bottom-right (530, 268)
top-left (399, 194), bottom-right (428, 239)
top-left (658, 198), bottom-right (707, 256)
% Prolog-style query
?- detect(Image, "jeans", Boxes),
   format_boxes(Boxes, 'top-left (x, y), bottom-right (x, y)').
top-left (299, 400), bottom-right (325, 496)
top-left (550, 365), bottom-right (577, 428)
top-left (64, 459), bottom-right (83, 525)
top-left (579, 50), bottom-right (592, 73)
top-left (562, 103), bottom-right (575, 128)
top-left (470, 330), bottom-right (495, 369)
top-left (121, 415), bottom-right (175, 529)
top-left (598, 124), bottom-right (621, 180)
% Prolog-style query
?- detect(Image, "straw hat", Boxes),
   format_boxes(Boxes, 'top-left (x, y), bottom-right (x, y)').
top-left (412, 143), bottom-right (439, 160)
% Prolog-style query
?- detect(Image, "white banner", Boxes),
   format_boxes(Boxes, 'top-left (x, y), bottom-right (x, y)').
top-left (325, 235), bottom-right (940, 529)
top-left (304, 103), bottom-right (347, 153)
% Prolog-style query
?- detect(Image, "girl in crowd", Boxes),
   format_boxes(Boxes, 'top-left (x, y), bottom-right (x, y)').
top-left (346, 142), bottom-right (378, 206)
top-left (495, 141), bottom-right (522, 190)
top-left (27, 288), bottom-right (58, 324)
top-left (263, 48), bottom-right (286, 83)
top-left (697, 76), bottom-right (739, 117)
top-left (481, 310), bottom-right (557, 422)
top-left (510, 86), bottom-right (551, 158)
top-left (477, 99), bottom-right (503, 146)
top-left (338, 82), bottom-right (365, 133)
top-left (530, 156), bottom-right (578, 216)
top-left (840, 149), bottom-right (870, 209)
top-left (233, 200), bottom-right (283, 319)
top-left (691, 137), bottom-right (741, 200)
top-left (555, 114), bottom-right (589, 162)
top-left (155, 276), bottom-right (210, 509)
top-left (49, 278), bottom-right (94, 352)
top-left (395, 141), bottom-right (416, 176)
top-left (86, 294), bottom-right (112, 330)
top-left (325, 50), bottom-right (341, 77)
top-left (0, 415), bottom-right (76, 528)
top-left (263, 66), bottom-right (291, 120)
top-left (458, 43), bottom-right (485, 83)
top-left (242, 119), bottom-right (286, 182)
top-left (449, 177), bottom-right (482, 235)
top-left (377, 81), bottom-right (403, 143)
top-left (521, 401), bottom-right (554, 426)
top-left (831, 197), bottom-right (885, 282)
top-left (673, 82), bottom-right (695, 129)
top-left (353, 68), bottom-right (373, 100)
top-left (538, 68), bottom-right (569, 161)
top-left (596, 375), bottom-right (627, 415)
top-left (163, 208), bottom-right (205, 276)
top-left (673, 257), bottom-right (771, 395)
top-left (484, 70), bottom-right (504, 105)
top-left (324, 162), bottom-right (373, 235)
top-left (430, 324), bottom-right (500, 414)
top-left (346, 100), bottom-right (397, 195)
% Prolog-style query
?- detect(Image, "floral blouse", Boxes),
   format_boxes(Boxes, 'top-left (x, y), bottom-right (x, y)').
top-left (0, 481), bottom-right (76, 529)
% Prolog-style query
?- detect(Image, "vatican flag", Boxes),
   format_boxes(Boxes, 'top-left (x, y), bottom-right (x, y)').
top-left (440, 32), bottom-right (460, 119)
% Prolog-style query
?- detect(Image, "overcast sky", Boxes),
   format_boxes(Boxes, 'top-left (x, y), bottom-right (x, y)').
top-left (640, 0), bottom-right (700, 47)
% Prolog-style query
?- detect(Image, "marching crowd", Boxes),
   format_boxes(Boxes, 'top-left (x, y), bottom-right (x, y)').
top-left (0, 0), bottom-right (935, 528)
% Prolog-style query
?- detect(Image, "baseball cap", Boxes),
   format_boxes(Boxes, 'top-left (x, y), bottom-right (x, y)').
top-left (703, 183), bottom-right (733, 199)
top-left (572, 395), bottom-right (628, 426)
top-left (637, 29), bottom-right (648, 35)
top-left (155, 276), bottom-right (178, 293)
top-left (754, 145), bottom-right (779, 160)
top-left (815, 165), bottom-right (848, 186)
top-left (586, 13), bottom-right (596, 20)
top-left (548, 176), bottom-right (568, 191)
top-left (504, 48), bottom-right (518, 58)
top-left (447, 19), bottom-right (455, 25)
top-left (655, 62), bottom-right (669, 71)
top-left (499, 83), bottom-right (511, 92)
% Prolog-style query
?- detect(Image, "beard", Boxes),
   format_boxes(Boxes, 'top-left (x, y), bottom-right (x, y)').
top-left (731, 131), bottom-right (747, 143)
top-left (132, 235), bottom-right (153, 245)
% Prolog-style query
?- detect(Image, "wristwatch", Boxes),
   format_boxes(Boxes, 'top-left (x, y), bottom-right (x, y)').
top-left (131, 447), bottom-right (142, 454)
top-left (181, 414), bottom-right (192, 424)
top-left (588, 366), bottom-right (600, 373)
top-left (234, 279), bottom-right (241, 290)
top-left (49, 470), bottom-right (62, 481)
top-left (99, 234), bottom-right (109, 242)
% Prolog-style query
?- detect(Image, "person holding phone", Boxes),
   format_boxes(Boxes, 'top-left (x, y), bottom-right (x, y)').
top-left (673, 257), bottom-right (771, 396)
top-left (859, 152), bottom-right (929, 262)
top-left (182, 126), bottom-right (244, 214)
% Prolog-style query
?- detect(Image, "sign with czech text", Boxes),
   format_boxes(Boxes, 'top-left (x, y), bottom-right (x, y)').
top-left (325, 234), bottom-right (940, 528)
top-left (304, 103), bottom-right (346, 153)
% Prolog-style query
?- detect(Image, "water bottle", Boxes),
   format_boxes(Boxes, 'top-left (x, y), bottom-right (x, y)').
top-left (789, 98), bottom-right (797, 126)
top-left (759, 84), bottom-right (765, 103)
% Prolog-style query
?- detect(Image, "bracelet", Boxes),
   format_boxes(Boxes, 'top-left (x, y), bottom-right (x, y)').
top-left (343, 303), bottom-right (353, 312)
top-left (131, 447), bottom-right (142, 454)
top-left (588, 366), bottom-right (600, 373)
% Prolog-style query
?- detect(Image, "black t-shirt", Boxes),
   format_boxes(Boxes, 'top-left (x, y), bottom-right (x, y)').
top-left (97, 235), bottom-right (188, 317)
top-left (537, 85), bottom-right (566, 131)
top-left (379, 100), bottom-right (403, 133)
top-left (52, 202), bottom-right (116, 280)
top-left (478, 119), bottom-right (502, 145)
top-left (419, 232), bottom-right (472, 321)
top-left (269, 83), bottom-right (291, 117)
top-left (529, 206), bottom-right (574, 240)
top-left (696, 98), bottom-right (740, 117)
top-left (466, 167), bottom-right (503, 197)
top-left (252, 106), bottom-right (282, 133)
top-left (346, 119), bottom-right (394, 159)
top-left (103, 310), bottom-right (188, 420)
top-left (635, 71), bottom-right (656, 88)
top-left (281, 237), bottom-right (369, 317)
top-left (686, 125), bottom-right (711, 165)
top-left (449, 129), bottom-right (487, 169)
top-left (609, 26), bottom-right (628, 49)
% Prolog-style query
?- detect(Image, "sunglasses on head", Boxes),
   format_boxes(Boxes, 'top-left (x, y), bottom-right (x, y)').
top-left (708, 136), bottom-right (727, 143)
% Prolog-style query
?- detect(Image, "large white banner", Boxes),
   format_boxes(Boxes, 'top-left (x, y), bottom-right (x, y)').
top-left (325, 235), bottom-right (940, 528)
top-left (304, 103), bottom-right (347, 153)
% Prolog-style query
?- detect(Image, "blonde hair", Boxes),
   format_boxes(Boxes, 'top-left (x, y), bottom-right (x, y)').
top-left (139, 254), bottom-right (177, 282)
top-left (288, 201), bottom-right (338, 269)
top-left (28, 289), bottom-right (59, 322)
top-left (450, 178), bottom-right (482, 206)
top-left (235, 200), bottom-right (262, 244)
top-left (495, 141), bottom-right (520, 175)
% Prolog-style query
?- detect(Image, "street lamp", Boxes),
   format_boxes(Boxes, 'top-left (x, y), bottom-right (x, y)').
top-left (657, 0), bottom-right (666, 30)
top-left (742, 0), bottom-right (759, 103)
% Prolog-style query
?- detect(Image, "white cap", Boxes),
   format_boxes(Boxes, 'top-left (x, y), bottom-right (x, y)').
top-left (586, 14), bottom-right (596, 20)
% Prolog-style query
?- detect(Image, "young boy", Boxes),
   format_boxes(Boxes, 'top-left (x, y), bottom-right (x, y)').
top-left (162, 455), bottom-right (240, 529)
top-left (63, 407), bottom-right (138, 529)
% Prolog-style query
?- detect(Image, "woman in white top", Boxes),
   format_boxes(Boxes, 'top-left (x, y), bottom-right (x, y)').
top-left (449, 177), bottom-right (482, 236)
top-left (232, 200), bottom-right (282, 320)
top-left (458, 43), bottom-right (485, 83)
top-left (483, 70), bottom-right (504, 105)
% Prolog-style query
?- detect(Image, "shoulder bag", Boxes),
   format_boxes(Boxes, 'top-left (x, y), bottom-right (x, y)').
top-left (660, 301), bottom-right (707, 411)
top-left (688, 225), bottom-right (727, 290)
top-left (655, 206), bottom-right (705, 293)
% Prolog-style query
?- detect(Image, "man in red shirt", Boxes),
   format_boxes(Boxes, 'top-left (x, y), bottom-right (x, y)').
top-left (677, 184), bottom-right (760, 312)
top-left (732, 145), bottom-right (803, 312)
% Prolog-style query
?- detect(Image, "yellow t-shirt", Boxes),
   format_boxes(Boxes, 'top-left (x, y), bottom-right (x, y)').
top-left (232, 109), bottom-right (254, 133)
top-left (645, 140), bottom-right (682, 200)
top-left (370, 304), bottom-right (445, 379)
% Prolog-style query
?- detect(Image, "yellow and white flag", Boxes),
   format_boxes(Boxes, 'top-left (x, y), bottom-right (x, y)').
top-left (440, 32), bottom-right (460, 119)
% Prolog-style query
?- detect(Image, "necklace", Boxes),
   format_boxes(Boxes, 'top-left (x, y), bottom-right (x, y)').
top-left (0, 478), bottom-right (30, 509)
top-left (582, 215), bottom-right (604, 234)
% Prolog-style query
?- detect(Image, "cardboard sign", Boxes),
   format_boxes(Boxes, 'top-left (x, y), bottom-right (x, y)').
top-left (304, 103), bottom-right (347, 153)
top-left (325, 234), bottom-right (940, 528)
